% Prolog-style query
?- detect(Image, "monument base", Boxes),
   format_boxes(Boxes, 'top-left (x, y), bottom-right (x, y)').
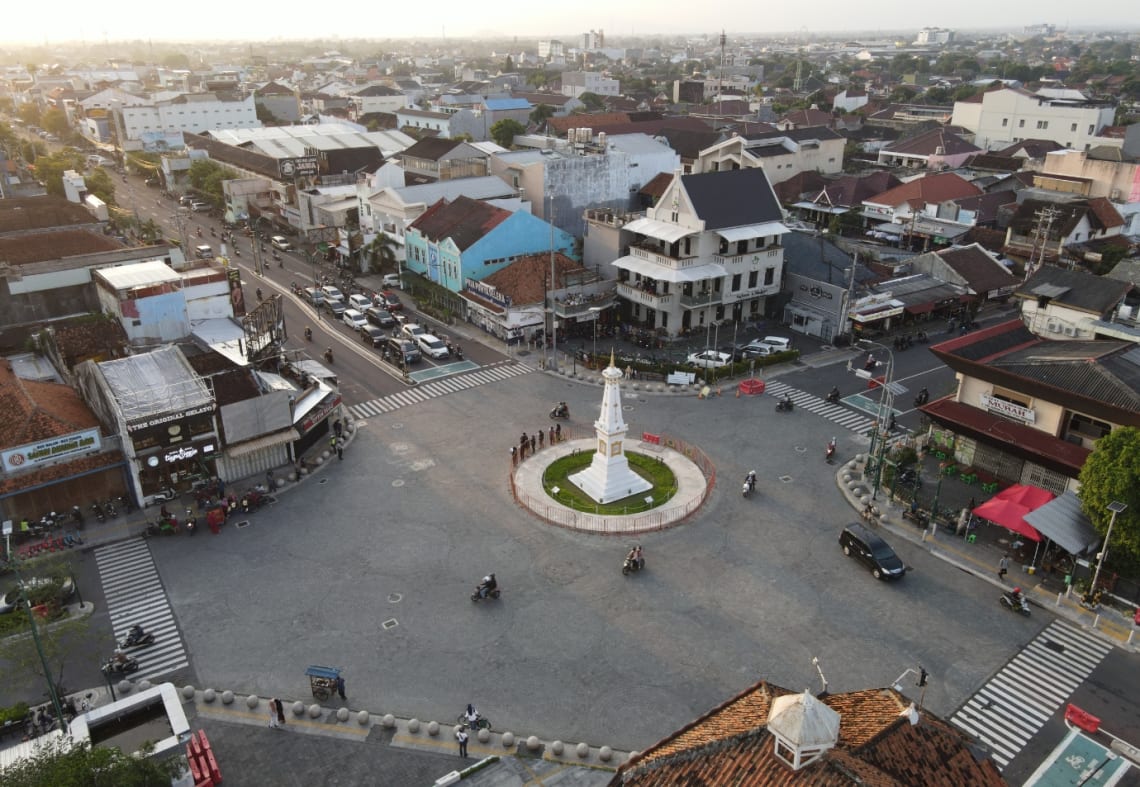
top-left (569, 455), bottom-right (652, 504)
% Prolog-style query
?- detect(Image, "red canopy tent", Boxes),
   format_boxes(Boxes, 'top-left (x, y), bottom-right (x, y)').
top-left (971, 484), bottom-right (1057, 542)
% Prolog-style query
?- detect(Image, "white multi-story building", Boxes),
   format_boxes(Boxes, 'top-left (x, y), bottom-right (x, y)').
top-left (560, 71), bottom-right (620, 99)
top-left (951, 86), bottom-right (1116, 151)
top-left (609, 167), bottom-right (788, 337)
top-left (118, 92), bottom-right (260, 142)
top-left (915, 27), bottom-right (954, 45)
top-left (539, 40), bottom-right (564, 59)
top-left (692, 127), bottom-right (846, 180)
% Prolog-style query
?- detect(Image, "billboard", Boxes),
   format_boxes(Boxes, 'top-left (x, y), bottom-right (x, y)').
top-left (278, 156), bottom-right (318, 179)
top-left (2, 428), bottom-right (102, 472)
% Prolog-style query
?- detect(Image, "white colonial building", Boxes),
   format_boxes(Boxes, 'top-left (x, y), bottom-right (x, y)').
top-left (118, 92), bottom-right (260, 143)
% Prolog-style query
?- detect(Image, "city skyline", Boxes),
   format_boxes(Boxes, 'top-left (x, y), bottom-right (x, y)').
top-left (3, 0), bottom-right (1138, 49)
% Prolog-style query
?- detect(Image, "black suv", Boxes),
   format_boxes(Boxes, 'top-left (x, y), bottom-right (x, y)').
top-left (365, 306), bottom-right (396, 329)
top-left (838, 523), bottom-right (906, 580)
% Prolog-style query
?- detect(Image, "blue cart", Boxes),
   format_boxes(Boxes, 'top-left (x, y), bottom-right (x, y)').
top-left (305, 665), bottom-right (341, 701)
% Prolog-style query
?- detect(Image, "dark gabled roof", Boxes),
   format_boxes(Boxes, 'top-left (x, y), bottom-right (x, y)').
top-left (951, 191), bottom-right (1018, 224)
top-left (589, 116), bottom-right (712, 138)
top-left (963, 154), bottom-right (1025, 172)
top-left (0, 196), bottom-right (100, 234)
top-left (772, 170), bottom-right (829, 203)
top-left (812, 171), bottom-right (902, 209)
top-left (255, 81), bottom-right (294, 96)
top-left (639, 172), bottom-right (673, 199)
top-left (399, 137), bottom-right (464, 161)
top-left (547, 112), bottom-right (633, 136)
top-left (680, 168), bottom-right (782, 230)
top-left (655, 127), bottom-right (724, 160)
top-left (184, 131), bottom-right (280, 180)
top-left (1008, 198), bottom-right (1124, 237)
top-left (0, 230), bottom-right (122, 264)
top-left (408, 195), bottom-right (510, 251)
top-left (883, 126), bottom-right (981, 157)
top-left (354, 84), bottom-right (403, 97)
top-left (936, 244), bottom-right (1018, 293)
top-left (994, 139), bottom-right (1065, 159)
top-left (741, 125), bottom-right (845, 144)
top-left (864, 172), bottom-right (981, 208)
top-left (1015, 266), bottom-right (1132, 316)
top-left (783, 231), bottom-right (877, 285)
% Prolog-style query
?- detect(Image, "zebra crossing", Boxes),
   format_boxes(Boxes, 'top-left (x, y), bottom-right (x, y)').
top-left (348, 361), bottom-right (535, 419)
top-left (94, 539), bottom-right (190, 683)
top-left (950, 620), bottom-right (1112, 770)
top-left (762, 380), bottom-right (878, 435)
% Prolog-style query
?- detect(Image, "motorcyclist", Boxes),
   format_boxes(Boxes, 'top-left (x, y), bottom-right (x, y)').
top-left (304, 326), bottom-right (313, 341)
top-left (827, 386), bottom-right (840, 403)
top-left (864, 353), bottom-right (876, 371)
top-left (826, 437), bottom-right (836, 460)
top-left (256, 287), bottom-right (263, 302)
top-left (916, 387), bottom-right (929, 406)
top-left (1010, 586), bottom-right (1023, 603)
top-left (781, 394), bottom-right (793, 410)
top-left (477, 573), bottom-right (497, 599)
top-left (324, 347), bottom-right (334, 362)
top-left (745, 471), bottom-right (757, 493)
top-left (555, 401), bottom-right (568, 416)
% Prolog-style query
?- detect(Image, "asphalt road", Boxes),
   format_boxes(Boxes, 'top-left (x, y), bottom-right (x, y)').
top-left (143, 364), bottom-right (1054, 751)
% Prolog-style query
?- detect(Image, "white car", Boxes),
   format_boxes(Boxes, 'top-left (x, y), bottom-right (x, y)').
top-left (401, 323), bottom-right (426, 341)
top-left (416, 333), bottom-right (450, 359)
top-left (319, 286), bottom-right (345, 303)
top-left (687, 350), bottom-right (733, 369)
top-left (270, 235), bottom-right (291, 251)
top-left (342, 309), bottom-right (367, 330)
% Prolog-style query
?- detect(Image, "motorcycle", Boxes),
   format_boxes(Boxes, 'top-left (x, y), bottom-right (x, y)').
top-left (256, 288), bottom-right (263, 302)
top-left (240, 489), bottom-right (269, 514)
top-left (914, 388), bottom-right (930, 407)
top-left (152, 488), bottom-right (178, 504)
top-left (471, 583), bottom-right (501, 602)
top-left (826, 439), bottom-right (836, 464)
top-left (454, 345), bottom-right (464, 360)
top-left (71, 505), bottom-right (84, 528)
top-left (91, 501), bottom-right (106, 523)
top-left (999, 591), bottom-right (1031, 617)
top-left (185, 508), bottom-right (197, 536)
top-left (898, 468), bottom-right (922, 488)
top-left (102, 654), bottom-right (140, 676)
top-left (304, 327), bottom-right (313, 341)
top-left (549, 402), bottom-right (570, 419)
top-left (117, 625), bottom-right (156, 650)
top-left (622, 555), bottom-right (646, 575)
top-left (863, 355), bottom-right (878, 371)
top-left (118, 494), bottom-right (134, 514)
top-left (742, 473), bottom-right (757, 498)
top-left (775, 397), bottom-right (794, 413)
top-left (324, 348), bottom-right (334, 364)
top-left (825, 388), bottom-right (840, 404)
top-left (104, 498), bottom-right (117, 518)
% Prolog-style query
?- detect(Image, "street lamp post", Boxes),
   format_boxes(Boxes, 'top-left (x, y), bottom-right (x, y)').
top-left (589, 305), bottom-right (604, 362)
top-left (1089, 501), bottom-right (1127, 603)
top-left (855, 339), bottom-right (896, 500)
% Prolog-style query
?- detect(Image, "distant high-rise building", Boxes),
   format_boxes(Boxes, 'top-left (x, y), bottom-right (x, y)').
top-left (582, 29), bottom-right (604, 51)
top-left (915, 27), bottom-right (954, 45)
top-left (1024, 23), bottom-right (1056, 36)
top-left (539, 40), bottom-right (564, 59)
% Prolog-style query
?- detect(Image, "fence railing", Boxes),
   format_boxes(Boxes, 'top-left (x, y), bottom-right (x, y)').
top-left (508, 430), bottom-right (715, 534)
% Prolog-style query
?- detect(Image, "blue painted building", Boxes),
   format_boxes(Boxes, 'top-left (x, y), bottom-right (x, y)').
top-left (404, 196), bottom-right (577, 293)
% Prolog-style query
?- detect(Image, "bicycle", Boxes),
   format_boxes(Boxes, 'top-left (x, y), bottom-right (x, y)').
top-left (455, 713), bottom-right (491, 731)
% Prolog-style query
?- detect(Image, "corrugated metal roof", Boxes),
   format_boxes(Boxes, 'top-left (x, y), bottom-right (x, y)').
top-left (98, 346), bottom-right (213, 421)
top-left (95, 260), bottom-right (181, 290)
top-left (1023, 491), bottom-right (1101, 555)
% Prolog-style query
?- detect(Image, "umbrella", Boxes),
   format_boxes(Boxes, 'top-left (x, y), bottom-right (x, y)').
top-left (972, 498), bottom-right (1043, 542)
top-left (994, 484), bottom-right (1055, 509)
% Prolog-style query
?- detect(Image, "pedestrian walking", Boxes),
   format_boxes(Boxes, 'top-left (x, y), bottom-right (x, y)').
top-left (334, 418), bottom-right (343, 438)
top-left (549, 426), bottom-right (555, 444)
top-left (456, 727), bottom-right (469, 758)
top-left (337, 444), bottom-right (344, 461)
top-left (329, 434), bottom-right (338, 451)
top-left (967, 496), bottom-right (976, 512)
top-left (998, 554), bottom-right (1009, 580)
top-left (530, 434), bottom-right (536, 454)
top-left (538, 430), bottom-right (544, 448)
top-left (268, 698), bottom-right (280, 728)
top-left (510, 445), bottom-right (518, 466)
top-left (555, 423), bottom-right (562, 441)
top-left (336, 676), bottom-right (346, 701)
top-left (275, 698), bottom-right (286, 727)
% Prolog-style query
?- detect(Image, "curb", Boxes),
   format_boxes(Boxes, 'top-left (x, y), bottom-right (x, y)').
top-left (833, 456), bottom-right (1137, 651)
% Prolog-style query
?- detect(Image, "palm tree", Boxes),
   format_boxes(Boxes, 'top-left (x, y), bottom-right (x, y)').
top-left (363, 232), bottom-right (398, 274)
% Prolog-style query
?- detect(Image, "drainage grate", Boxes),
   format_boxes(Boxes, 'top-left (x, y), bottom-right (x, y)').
top-left (319, 478), bottom-right (328, 484)
top-left (381, 618), bottom-right (398, 630)
top-left (392, 479), bottom-right (405, 487)
top-left (794, 446), bottom-right (807, 453)
top-left (233, 520), bottom-right (251, 529)
top-left (387, 593), bottom-right (402, 604)
top-left (779, 475), bottom-right (793, 483)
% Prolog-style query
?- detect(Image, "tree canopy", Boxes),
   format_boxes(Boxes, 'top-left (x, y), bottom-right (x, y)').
top-left (1078, 427), bottom-right (1140, 572)
top-left (0, 736), bottom-right (180, 787)
top-left (489, 118), bottom-right (524, 149)
top-left (576, 92), bottom-right (606, 112)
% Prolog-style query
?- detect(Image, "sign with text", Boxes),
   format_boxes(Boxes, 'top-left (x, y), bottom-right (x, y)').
top-left (980, 393), bottom-right (1036, 424)
top-left (278, 156), bottom-right (318, 179)
top-left (2, 428), bottom-right (102, 472)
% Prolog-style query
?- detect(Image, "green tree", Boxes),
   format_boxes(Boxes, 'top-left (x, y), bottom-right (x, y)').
top-left (18, 103), bottom-right (41, 127)
top-left (503, 55), bottom-right (514, 73)
top-left (576, 91), bottom-right (606, 111)
top-left (489, 118), bottom-right (525, 148)
top-left (529, 103), bottom-right (555, 127)
top-left (187, 159), bottom-right (237, 207)
top-left (30, 149), bottom-right (86, 197)
top-left (1078, 427), bottom-right (1140, 572)
top-left (41, 108), bottom-right (69, 137)
top-left (363, 231), bottom-right (398, 273)
top-left (0, 736), bottom-right (180, 786)
top-left (84, 167), bottom-right (116, 206)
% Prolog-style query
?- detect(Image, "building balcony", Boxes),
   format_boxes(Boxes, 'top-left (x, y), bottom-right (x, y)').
top-left (556, 290), bottom-right (618, 317)
top-left (679, 290), bottom-right (723, 309)
top-left (630, 244), bottom-right (695, 267)
top-left (616, 282), bottom-right (673, 307)
top-left (713, 246), bottom-right (782, 265)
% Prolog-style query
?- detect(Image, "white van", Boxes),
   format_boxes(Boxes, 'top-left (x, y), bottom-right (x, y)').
top-left (758, 336), bottom-right (792, 352)
top-left (382, 273), bottom-right (401, 289)
top-left (194, 244), bottom-right (213, 259)
top-left (347, 294), bottom-right (372, 312)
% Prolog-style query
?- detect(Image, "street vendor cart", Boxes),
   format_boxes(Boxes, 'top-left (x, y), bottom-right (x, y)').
top-left (305, 665), bottom-right (341, 701)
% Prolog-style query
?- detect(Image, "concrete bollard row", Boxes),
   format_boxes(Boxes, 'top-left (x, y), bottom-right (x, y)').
top-left (181, 685), bottom-right (195, 699)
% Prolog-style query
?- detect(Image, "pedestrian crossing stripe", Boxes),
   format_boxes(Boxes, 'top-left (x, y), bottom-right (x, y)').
top-left (348, 361), bottom-right (534, 419)
top-left (761, 380), bottom-right (878, 435)
top-left (949, 620), bottom-right (1112, 770)
top-left (94, 539), bottom-right (191, 683)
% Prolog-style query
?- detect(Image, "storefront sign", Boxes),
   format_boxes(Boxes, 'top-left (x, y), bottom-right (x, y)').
top-left (128, 404), bottom-right (215, 433)
top-left (2, 428), bottom-right (102, 472)
top-left (850, 305), bottom-right (904, 322)
top-left (300, 394), bottom-right (343, 434)
top-left (465, 279), bottom-right (512, 308)
top-left (156, 441), bottom-right (216, 465)
top-left (279, 156), bottom-right (318, 179)
top-left (980, 394), bottom-right (1036, 424)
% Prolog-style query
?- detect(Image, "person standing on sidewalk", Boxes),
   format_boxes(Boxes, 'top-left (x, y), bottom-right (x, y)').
top-left (456, 727), bottom-right (469, 758)
top-left (538, 429), bottom-right (544, 449)
top-left (998, 554), bottom-right (1009, 581)
top-left (336, 675), bottom-right (346, 701)
top-left (268, 698), bottom-right (280, 728)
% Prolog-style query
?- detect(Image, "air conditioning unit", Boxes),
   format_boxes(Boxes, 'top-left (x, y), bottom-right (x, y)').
top-left (1110, 188), bottom-right (1121, 200)
top-left (1046, 319), bottom-right (1061, 333)
top-left (1062, 325), bottom-right (1076, 336)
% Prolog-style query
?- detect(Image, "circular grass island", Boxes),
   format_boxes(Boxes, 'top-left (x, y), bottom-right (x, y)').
top-left (542, 451), bottom-right (677, 515)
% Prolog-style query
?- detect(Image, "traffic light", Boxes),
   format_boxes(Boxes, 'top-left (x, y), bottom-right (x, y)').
top-left (918, 667), bottom-right (929, 687)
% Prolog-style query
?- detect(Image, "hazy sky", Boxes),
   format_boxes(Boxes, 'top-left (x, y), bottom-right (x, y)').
top-left (4, 1), bottom-right (1137, 46)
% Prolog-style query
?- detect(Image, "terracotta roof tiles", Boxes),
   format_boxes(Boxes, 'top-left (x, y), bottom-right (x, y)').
top-left (864, 172), bottom-right (982, 209)
top-left (409, 195), bottom-right (510, 251)
top-left (480, 253), bottom-right (584, 304)
top-left (0, 360), bottom-right (102, 450)
top-left (0, 229), bottom-right (122, 265)
top-left (0, 196), bottom-right (100, 234)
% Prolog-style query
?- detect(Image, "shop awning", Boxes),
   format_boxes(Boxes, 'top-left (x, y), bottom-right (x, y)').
top-left (1023, 491), bottom-right (1102, 556)
top-left (905, 302), bottom-right (935, 315)
top-left (613, 256), bottom-right (725, 283)
top-left (226, 429), bottom-right (300, 458)
top-left (623, 217), bottom-right (692, 244)
top-left (715, 222), bottom-right (790, 242)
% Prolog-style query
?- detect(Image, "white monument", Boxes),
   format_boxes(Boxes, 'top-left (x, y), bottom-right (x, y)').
top-left (569, 352), bottom-right (652, 503)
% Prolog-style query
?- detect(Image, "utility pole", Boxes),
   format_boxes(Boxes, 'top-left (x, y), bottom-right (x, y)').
top-left (1026, 205), bottom-right (1059, 280)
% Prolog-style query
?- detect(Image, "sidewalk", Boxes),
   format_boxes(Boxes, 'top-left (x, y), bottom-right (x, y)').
top-left (833, 453), bottom-right (1138, 650)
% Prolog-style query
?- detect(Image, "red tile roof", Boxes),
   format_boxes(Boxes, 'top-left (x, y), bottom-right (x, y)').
top-left (883, 127), bottom-right (981, 157)
top-left (610, 680), bottom-right (1006, 786)
top-left (547, 112), bottom-right (633, 136)
top-left (480, 252), bottom-right (584, 304)
top-left (864, 172), bottom-right (982, 209)
top-left (0, 196), bottom-right (100, 234)
top-left (0, 229), bottom-right (123, 265)
top-left (409, 195), bottom-right (510, 251)
top-left (48, 316), bottom-right (131, 371)
top-left (0, 359), bottom-right (102, 450)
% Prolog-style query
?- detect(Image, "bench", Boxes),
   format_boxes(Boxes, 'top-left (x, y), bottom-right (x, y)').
top-left (666, 371), bottom-right (696, 386)
top-left (640, 432), bottom-right (664, 452)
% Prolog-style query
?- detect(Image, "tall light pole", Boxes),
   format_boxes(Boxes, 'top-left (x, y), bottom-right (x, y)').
top-left (1089, 501), bottom-right (1127, 602)
top-left (547, 195), bottom-right (558, 372)
top-left (855, 339), bottom-right (896, 500)
top-left (589, 305), bottom-right (603, 361)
